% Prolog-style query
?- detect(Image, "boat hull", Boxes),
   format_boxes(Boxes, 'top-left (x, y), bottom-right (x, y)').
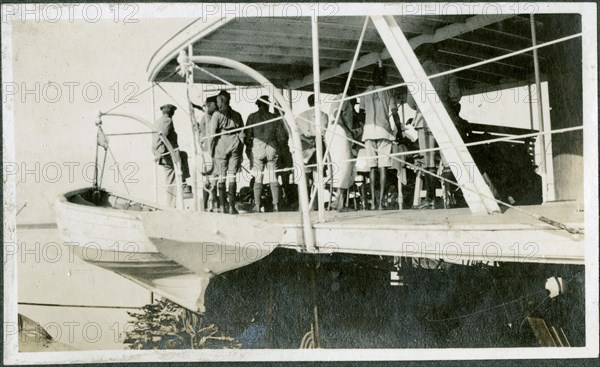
top-left (55, 188), bottom-right (286, 313)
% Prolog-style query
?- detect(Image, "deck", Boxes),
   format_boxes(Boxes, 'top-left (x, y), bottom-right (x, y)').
top-left (241, 201), bottom-right (585, 265)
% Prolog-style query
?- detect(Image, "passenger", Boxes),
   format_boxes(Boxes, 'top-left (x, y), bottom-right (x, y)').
top-left (274, 101), bottom-right (295, 210)
top-left (296, 94), bottom-right (329, 209)
top-left (208, 90), bottom-right (244, 214)
top-left (152, 104), bottom-right (191, 208)
top-left (326, 94), bottom-right (356, 212)
top-left (245, 96), bottom-right (285, 212)
top-left (407, 44), bottom-right (462, 209)
top-left (196, 95), bottom-right (219, 211)
top-left (359, 66), bottom-right (401, 210)
top-left (296, 94), bottom-right (329, 165)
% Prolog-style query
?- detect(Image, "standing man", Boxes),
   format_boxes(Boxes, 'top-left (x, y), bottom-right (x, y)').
top-left (195, 95), bottom-right (219, 210)
top-left (296, 93), bottom-right (329, 165)
top-left (152, 104), bottom-right (190, 208)
top-left (326, 93), bottom-right (356, 212)
top-left (359, 66), bottom-right (401, 210)
top-left (245, 96), bottom-right (285, 212)
top-left (407, 44), bottom-right (462, 209)
top-left (208, 90), bottom-right (244, 214)
top-left (296, 94), bottom-right (329, 208)
top-left (273, 101), bottom-right (295, 210)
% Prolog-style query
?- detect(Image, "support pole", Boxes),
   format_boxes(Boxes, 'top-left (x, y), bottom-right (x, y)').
top-left (530, 14), bottom-right (547, 176)
top-left (151, 84), bottom-right (158, 204)
top-left (311, 16), bottom-right (326, 222)
top-left (527, 84), bottom-right (535, 130)
top-left (371, 15), bottom-right (500, 214)
top-left (286, 89), bottom-right (295, 183)
top-left (187, 44), bottom-right (201, 211)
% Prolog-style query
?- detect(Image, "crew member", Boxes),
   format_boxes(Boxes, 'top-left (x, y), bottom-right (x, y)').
top-left (152, 104), bottom-right (191, 208)
top-left (208, 90), bottom-right (244, 214)
top-left (196, 95), bottom-right (219, 210)
top-left (296, 93), bottom-right (329, 164)
top-left (296, 94), bottom-right (329, 209)
top-left (359, 66), bottom-right (401, 210)
top-left (245, 96), bottom-right (286, 212)
top-left (327, 94), bottom-right (356, 212)
top-left (274, 101), bottom-right (294, 210)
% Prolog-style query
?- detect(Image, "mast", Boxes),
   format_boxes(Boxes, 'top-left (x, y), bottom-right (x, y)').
top-left (311, 15), bottom-right (326, 222)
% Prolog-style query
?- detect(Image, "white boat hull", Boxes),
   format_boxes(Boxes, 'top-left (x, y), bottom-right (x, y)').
top-left (55, 188), bottom-right (286, 313)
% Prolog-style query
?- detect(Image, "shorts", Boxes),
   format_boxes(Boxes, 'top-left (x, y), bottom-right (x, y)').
top-left (214, 135), bottom-right (242, 182)
top-left (365, 139), bottom-right (392, 168)
top-left (252, 141), bottom-right (279, 173)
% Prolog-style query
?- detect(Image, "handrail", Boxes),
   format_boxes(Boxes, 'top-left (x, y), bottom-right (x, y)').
top-left (98, 112), bottom-right (184, 209)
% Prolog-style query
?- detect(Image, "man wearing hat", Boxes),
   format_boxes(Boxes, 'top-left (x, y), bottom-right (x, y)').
top-left (208, 90), bottom-right (245, 214)
top-left (153, 104), bottom-right (191, 208)
top-left (244, 95), bottom-right (286, 212)
top-left (195, 95), bottom-right (219, 210)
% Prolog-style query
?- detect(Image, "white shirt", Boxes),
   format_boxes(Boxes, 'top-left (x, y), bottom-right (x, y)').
top-left (359, 85), bottom-right (398, 141)
top-left (296, 109), bottom-right (329, 137)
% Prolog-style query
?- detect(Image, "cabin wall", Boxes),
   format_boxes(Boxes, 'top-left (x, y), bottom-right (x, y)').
top-left (543, 14), bottom-right (583, 202)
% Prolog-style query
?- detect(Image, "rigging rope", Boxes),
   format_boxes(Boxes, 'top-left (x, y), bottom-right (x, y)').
top-left (154, 82), bottom-right (191, 117)
top-left (103, 69), bottom-right (179, 115)
top-left (189, 31), bottom-right (583, 145)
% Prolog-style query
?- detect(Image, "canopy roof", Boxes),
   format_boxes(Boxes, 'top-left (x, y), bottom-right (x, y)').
top-left (147, 14), bottom-right (578, 96)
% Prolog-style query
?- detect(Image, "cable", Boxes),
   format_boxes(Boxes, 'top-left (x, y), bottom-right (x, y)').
top-left (154, 82), bottom-right (191, 117)
top-left (103, 69), bottom-right (179, 115)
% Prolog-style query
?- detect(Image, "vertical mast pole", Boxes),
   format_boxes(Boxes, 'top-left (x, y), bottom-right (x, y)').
top-left (311, 15), bottom-right (326, 222)
top-left (151, 84), bottom-right (158, 204)
top-left (530, 14), bottom-right (548, 201)
top-left (187, 44), bottom-right (202, 211)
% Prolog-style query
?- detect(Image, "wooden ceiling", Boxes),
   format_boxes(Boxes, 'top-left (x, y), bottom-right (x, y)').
top-left (151, 14), bottom-right (581, 97)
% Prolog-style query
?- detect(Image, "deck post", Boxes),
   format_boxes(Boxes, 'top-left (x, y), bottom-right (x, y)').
top-left (311, 16), bottom-right (326, 222)
top-left (371, 15), bottom-right (500, 215)
top-left (185, 45), bottom-right (200, 211)
top-left (530, 14), bottom-right (551, 203)
top-left (151, 84), bottom-right (158, 204)
top-left (187, 44), bottom-right (203, 212)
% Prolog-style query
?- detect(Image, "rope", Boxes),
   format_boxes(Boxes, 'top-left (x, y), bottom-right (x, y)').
top-left (105, 131), bottom-right (156, 137)
top-left (154, 82), bottom-right (191, 117)
top-left (178, 31), bottom-right (584, 145)
top-left (195, 65), bottom-right (236, 87)
top-left (103, 69), bottom-right (179, 115)
top-left (200, 114), bottom-right (285, 141)
top-left (339, 31), bottom-right (583, 104)
top-left (318, 125), bottom-right (583, 166)
top-left (106, 144), bottom-right (131, 196)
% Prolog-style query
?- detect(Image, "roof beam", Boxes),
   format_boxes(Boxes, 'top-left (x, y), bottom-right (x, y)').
top-left (194, 41), bottom-right (358, 62)
top-left (287, 14), bottom-right (515, 90)
top-left (212, 28), bottom-right (383, 54)
top-left (224, 18), bottom-right (384, 44)
top-left (190, 51), bottom-right (340, 69)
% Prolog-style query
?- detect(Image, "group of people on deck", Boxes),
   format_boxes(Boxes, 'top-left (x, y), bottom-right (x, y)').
top-left (153, 44), bottom-right (463, 213)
